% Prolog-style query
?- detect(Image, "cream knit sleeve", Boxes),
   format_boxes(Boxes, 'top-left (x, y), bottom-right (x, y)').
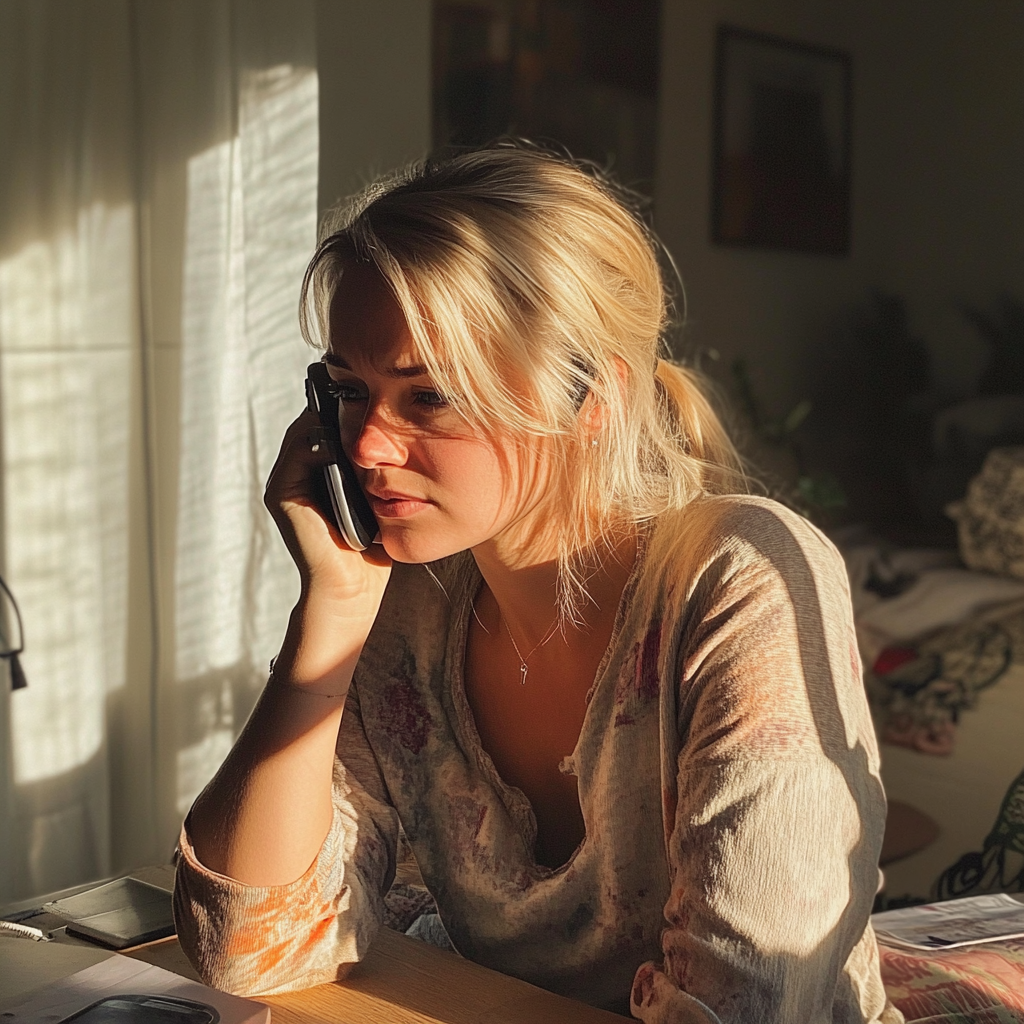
top-left (173, 682), bottom-right (399, 997)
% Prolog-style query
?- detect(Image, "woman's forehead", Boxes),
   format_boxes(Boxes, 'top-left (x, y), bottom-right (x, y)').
top-left (327, 263), bottom-right (418, 370)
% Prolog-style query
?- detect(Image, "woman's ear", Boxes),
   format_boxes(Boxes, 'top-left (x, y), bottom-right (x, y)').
top-left (582, 356), bottom-right (629, 437)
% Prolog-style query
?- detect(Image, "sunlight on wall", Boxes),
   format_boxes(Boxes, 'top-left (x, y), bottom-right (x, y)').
top-left (0, 203), bottom-right (133, 785)
top-left (174, 64), bottom-right (317, 814)
top-left (176, 133), bottom-right (251, 673)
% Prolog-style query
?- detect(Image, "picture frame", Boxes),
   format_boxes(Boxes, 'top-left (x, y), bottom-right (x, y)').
top-left (711, 25), bottom-right (852, 256)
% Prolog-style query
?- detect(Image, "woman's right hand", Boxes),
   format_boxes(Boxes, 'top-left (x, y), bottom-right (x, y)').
top-left (265, 409), bottom-right (392, 634)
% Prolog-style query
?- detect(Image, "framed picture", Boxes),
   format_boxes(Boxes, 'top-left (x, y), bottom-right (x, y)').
top-left (711, 25), bottom-right (851, 255)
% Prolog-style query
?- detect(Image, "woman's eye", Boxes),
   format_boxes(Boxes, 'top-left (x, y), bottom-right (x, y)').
top-left (413, 389), bottom-right (449, 409)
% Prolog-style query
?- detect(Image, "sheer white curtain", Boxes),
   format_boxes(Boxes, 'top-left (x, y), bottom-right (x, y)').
top-left (0, 0), bottom-right (317, 902)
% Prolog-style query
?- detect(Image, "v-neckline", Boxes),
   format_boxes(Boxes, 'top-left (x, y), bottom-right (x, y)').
top-left (444, 530), bottom-right (649, 875)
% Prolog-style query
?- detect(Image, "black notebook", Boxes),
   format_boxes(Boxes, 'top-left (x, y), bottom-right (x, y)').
top-left (43, 877), bottom-right (175, 949)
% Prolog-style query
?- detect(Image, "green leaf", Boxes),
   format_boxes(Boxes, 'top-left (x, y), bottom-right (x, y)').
top-left (782, 399), bottom-right (813, 435)
top-left (797, 474), bottom-right (847, 510)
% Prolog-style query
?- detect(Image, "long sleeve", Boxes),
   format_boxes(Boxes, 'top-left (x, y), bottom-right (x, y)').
top-left (631, 499), bottom-right (900, 1023)
top-left (173, 682), bottom-right (399, 996)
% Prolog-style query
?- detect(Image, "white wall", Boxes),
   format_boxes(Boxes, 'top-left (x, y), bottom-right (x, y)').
top-left (316, 0), bottom-right (432, 220)
top-left (655, 0), bottom-right (1024, 413)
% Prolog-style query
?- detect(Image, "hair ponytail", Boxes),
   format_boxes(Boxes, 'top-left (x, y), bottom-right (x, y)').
top-left (654, 359), bottom-right (747, 497)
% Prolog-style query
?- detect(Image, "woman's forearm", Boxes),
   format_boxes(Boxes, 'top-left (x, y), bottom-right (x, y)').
top-left (187, 592), bottom-right (374, 886)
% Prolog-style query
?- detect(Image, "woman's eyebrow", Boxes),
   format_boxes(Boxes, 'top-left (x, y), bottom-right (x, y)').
top-left (387, 364), bottom-right (431, 379)
top-left (324, 352), bottom-right (430, 379)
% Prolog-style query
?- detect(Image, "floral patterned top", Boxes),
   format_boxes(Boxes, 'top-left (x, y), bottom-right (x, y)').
top-left (175, 496), bottom-right (903, 1023)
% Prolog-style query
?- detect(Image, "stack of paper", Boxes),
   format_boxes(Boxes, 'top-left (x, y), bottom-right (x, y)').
top-left (872, 893), bottom-right (1024, 951)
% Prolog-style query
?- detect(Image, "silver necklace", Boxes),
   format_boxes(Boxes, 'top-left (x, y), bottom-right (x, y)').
top-left (470, 587), bottom-right (559, 685)
top-left (503, 615), bottom-right (559, 685)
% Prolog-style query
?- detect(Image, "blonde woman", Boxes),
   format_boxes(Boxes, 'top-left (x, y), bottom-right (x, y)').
top-left (176, 146), bottom-right (901, 1023)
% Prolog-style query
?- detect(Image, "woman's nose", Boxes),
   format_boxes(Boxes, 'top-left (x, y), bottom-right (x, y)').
top-left (348, 404), bottom-right (408, 469)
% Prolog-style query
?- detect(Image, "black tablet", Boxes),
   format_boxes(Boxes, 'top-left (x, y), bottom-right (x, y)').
top-left (44, 877), bottom-right (175, 949)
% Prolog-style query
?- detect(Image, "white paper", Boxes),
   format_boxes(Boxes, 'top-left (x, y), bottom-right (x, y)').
top-left (872, 893), bottom-right (1024, 951)
top-left (3, 954), bottom-right (270, 1024)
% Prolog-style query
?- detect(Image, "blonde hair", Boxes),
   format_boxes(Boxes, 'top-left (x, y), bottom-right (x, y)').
top-left (300, 143), bottom-right (746, 620)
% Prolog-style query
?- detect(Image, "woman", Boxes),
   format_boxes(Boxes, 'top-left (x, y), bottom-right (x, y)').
top-left (175, 145), bottom-right (901, 1023)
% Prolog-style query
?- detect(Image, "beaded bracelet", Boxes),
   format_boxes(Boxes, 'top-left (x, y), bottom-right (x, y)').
top-left (267, 657), bottom-right (348, 699)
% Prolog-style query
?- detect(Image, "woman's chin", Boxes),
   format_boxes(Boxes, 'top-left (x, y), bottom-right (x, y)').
top-left (379, 527), bottom-right (463, 565)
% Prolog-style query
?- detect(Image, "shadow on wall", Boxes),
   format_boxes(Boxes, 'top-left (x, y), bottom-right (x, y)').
top-left (3, 660), bottom-right (263, 897)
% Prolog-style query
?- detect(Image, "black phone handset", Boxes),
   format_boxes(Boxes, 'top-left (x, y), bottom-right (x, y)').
top-left (305, 362), bottom-right (379, 551)
top-left (59, 995), bottom-right (219, 1024)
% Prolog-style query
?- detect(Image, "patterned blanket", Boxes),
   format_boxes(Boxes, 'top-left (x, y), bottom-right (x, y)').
top-left (880, 937), bottom-right (1024, 1023)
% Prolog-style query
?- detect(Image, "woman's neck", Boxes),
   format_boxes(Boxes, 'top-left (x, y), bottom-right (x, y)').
top-left (470, 530), bottom-right (638, 652)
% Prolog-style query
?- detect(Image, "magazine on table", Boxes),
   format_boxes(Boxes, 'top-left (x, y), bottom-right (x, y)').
top-left (872, 893), bottom-right (1024, 951)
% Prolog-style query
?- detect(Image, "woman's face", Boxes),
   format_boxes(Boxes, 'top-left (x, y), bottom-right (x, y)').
top-left (326, 263), bottom-right (548, 565)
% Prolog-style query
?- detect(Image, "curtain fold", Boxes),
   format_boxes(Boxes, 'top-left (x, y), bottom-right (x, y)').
top-left (0, 0), bottom-right (317, 902)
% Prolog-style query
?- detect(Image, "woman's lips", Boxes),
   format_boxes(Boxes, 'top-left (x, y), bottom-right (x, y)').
top-left (366, 493), bottom-right (432, 518)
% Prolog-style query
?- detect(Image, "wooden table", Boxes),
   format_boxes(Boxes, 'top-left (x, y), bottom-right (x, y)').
top-left (1, 868), bottom-right (627, 1023)
top-left (132, 928), bottom-right (627, 1024)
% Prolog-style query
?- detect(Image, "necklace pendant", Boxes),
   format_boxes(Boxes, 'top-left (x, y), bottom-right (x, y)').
top-left (519, 663), bottom-right (528, 685)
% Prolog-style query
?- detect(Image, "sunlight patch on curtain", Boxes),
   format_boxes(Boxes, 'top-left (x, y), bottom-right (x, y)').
top-left (0, 203), bottom-right (133, 785)
top-left (173, 64), bottom-right (317, 814)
